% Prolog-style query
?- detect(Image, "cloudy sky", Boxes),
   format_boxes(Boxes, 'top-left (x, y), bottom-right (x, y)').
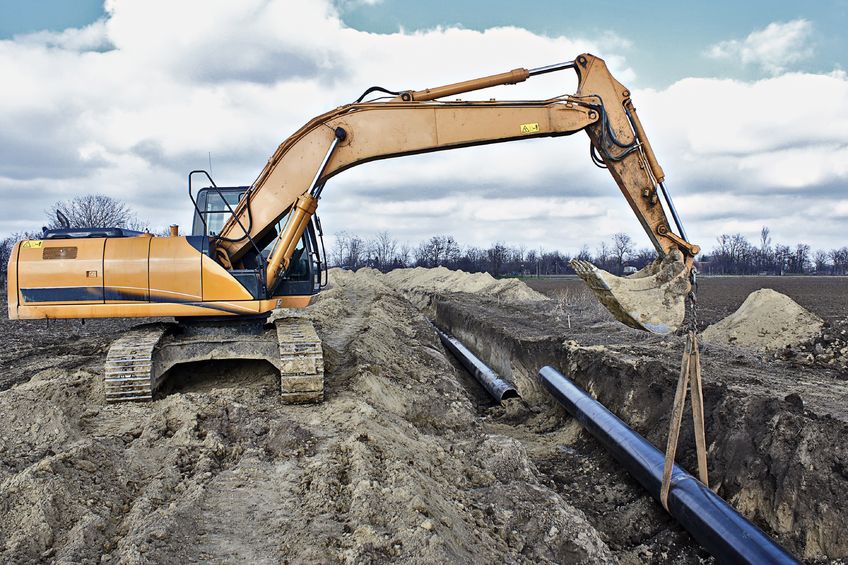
top-left (1, 0), bottom-right (846, 254)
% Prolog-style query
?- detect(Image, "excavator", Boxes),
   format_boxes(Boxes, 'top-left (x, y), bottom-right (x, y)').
top-left (6, 54), bottom-right (699, 403)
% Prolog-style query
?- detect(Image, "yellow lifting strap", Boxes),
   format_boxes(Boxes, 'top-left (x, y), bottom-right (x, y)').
top-left (660, 330), bottom-right (708, 511)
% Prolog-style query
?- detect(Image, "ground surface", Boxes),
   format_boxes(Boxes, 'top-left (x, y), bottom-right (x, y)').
top-left (526, 275), bottom-right (848, 326)
top-left (0, 271), bottom-right (845, 564)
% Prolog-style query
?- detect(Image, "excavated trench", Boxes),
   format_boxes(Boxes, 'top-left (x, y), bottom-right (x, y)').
top-left (419, 293), bottom-right (847, 563)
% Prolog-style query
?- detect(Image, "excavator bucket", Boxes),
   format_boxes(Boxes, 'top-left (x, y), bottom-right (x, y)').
top-left (570, 250), bottom-right (693, 335)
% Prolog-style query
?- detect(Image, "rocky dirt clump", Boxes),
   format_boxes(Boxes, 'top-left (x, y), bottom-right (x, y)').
top-left (774, 316), bottom-right (848, 375)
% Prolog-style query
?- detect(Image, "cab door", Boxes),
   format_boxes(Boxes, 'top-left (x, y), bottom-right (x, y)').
top-left (148, 237), bottom-right (202, 305)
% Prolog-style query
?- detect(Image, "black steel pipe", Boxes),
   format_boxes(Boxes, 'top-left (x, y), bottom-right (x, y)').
top-left (434, 326), bottom-right (519, 403)
top-left (539, 366), bottom-right (799, 565)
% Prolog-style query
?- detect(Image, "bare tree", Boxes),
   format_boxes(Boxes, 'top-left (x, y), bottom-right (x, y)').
top-left (575, 245), bottom-right (592, 262)
top-left (526, 248), bottom-right (538, 276)
top-left (331, 231), bottom-right (366, 269)
top-left (611, 233), bottom-right (634, 274)
top-left (814, 250), bottom-right (830, 274)
top-left (830, 247), bottom-right (848, 276)
top-left (486, 242), bottom-right (508, 276)
top-left (0, 237), bottom-right (13, 279)
top-left (595, 241), bottom-right (611, 271)
top-left (773, 244), bottom-right (791, 275)
top-left (331, 232), bottom-right (348, 267)
top-left (713, 233), bottom-right (754, 274)
top-left (760, 226), bottom-right (771, 250)
top-left (368, 231), bottom-right (398, 272)
top-left (788, 243), bottom-right (811, 274)
top-left (47, 194), bottom-right (143, 230)
top-left (456, 246), bottom-right (485, 272)
top-left (416, 235), bottom-right (459, 268)
top-left (396, 243), bottom-right (411, 268)
top-left (631, 248), bottom-right (657, 269)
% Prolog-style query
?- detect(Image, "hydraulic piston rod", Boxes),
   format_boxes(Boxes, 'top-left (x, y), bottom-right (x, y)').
top-left (538, 366), bottom-right (799, 565)
top-left (399, 59), bottom-right (575, 102)
top-left (528, 60), bottom-right (576, 76)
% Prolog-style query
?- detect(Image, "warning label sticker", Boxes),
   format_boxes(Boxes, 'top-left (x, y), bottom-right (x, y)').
top-left (520, 122), bottom-right (540, 134)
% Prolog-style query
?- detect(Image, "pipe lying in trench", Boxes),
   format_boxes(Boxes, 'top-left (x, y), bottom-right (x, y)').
top-left (538, 366), bottom-right (800, 565)
top-left (433, 326), bottom-right (519, 403)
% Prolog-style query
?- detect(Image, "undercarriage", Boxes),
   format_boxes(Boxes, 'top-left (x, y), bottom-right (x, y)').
top-left (104, 314), bottom-right (324, 403)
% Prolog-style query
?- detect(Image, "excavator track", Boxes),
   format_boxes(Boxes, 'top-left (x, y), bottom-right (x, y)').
top-left (275, 316), bottom-right (324, 403)
top-left (104, 323), bottom-right (173, 402)
top-left (103, 317), bottom-right (323, 404)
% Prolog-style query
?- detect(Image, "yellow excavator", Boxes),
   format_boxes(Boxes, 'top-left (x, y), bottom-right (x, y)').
top-left (6, 54), bottom-right (699, 402)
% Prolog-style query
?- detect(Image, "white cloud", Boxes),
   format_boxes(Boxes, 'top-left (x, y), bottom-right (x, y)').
top-left (14, 19), bottom-right (112, 51)
top-left (336, 0), bottom-right (383, 7)
top-left (0, 2), bottom-right (845, 254)
top-left (705, 19), bottom-right (814, 75)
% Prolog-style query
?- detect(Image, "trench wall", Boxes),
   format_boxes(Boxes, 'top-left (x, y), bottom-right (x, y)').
top-left (432, 297), bottom-right (848, 561)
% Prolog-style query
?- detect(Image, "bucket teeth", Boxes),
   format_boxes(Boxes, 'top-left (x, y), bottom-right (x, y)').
top-left (571, 250), bottom-right (692, 335)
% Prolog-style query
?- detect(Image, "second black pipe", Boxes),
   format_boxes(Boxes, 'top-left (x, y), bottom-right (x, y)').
top-left (434, 325), bottom-right (519, 402)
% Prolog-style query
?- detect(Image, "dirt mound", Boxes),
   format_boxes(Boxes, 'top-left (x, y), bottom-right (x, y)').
top-left (380, 267), bottom-right (548, 303)
top-left (0, 268), bottom-right (611, 564)
top-left (702, 289), bottom-right (824, 351)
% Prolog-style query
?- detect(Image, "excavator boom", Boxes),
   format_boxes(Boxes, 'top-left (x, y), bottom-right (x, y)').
top-left (8, 53), bottom-right (699, 335)
top-left (216, 53), bottom-right (699, 333)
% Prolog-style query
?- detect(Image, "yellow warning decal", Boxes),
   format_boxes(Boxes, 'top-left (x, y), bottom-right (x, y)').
top-left (22, 240), bottom-right (43, 249)
top-left (520, 122), bottom-right (540, 134)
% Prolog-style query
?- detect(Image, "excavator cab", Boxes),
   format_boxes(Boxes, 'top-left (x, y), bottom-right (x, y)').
top-left (191, 184), bottom-right (326, 299)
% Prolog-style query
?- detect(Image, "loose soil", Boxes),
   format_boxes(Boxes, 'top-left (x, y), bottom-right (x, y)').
top-left (0, 270), bottom-right (845, 564)
top-left (702, 289), bottom-right (824, 351)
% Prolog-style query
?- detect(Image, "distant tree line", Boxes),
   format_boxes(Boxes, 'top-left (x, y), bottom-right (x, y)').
top-left (332, 230), bottom-right (658, 277)
top-left (1, 194), bottom-right (845, 281)
top-left (699, 227), bottom-right (848, 275)
top-left (333, 226), bottom-right (848, 277)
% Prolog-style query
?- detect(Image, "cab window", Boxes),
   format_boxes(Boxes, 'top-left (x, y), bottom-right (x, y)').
top-left (204, 192), bottom-right (243, 236)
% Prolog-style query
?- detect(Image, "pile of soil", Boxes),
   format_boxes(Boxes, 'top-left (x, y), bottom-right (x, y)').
top-left (0, 270), bottom-right (611, 563)
top-left (379, 267), bottom-right (548, 304)
top-left (702, 289), bottom-right (824, 351)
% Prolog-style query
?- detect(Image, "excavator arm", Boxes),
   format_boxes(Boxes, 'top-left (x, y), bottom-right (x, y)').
top-left (216, 53), bottom-right (699, 334)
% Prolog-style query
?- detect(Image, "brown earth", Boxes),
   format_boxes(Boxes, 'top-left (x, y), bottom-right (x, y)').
top-left (701, 289), bottom-right (824, 351)
top-left (526, 275), bottom-right (848, 326)
top-left (0, 271), bottom-right (846, 564)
